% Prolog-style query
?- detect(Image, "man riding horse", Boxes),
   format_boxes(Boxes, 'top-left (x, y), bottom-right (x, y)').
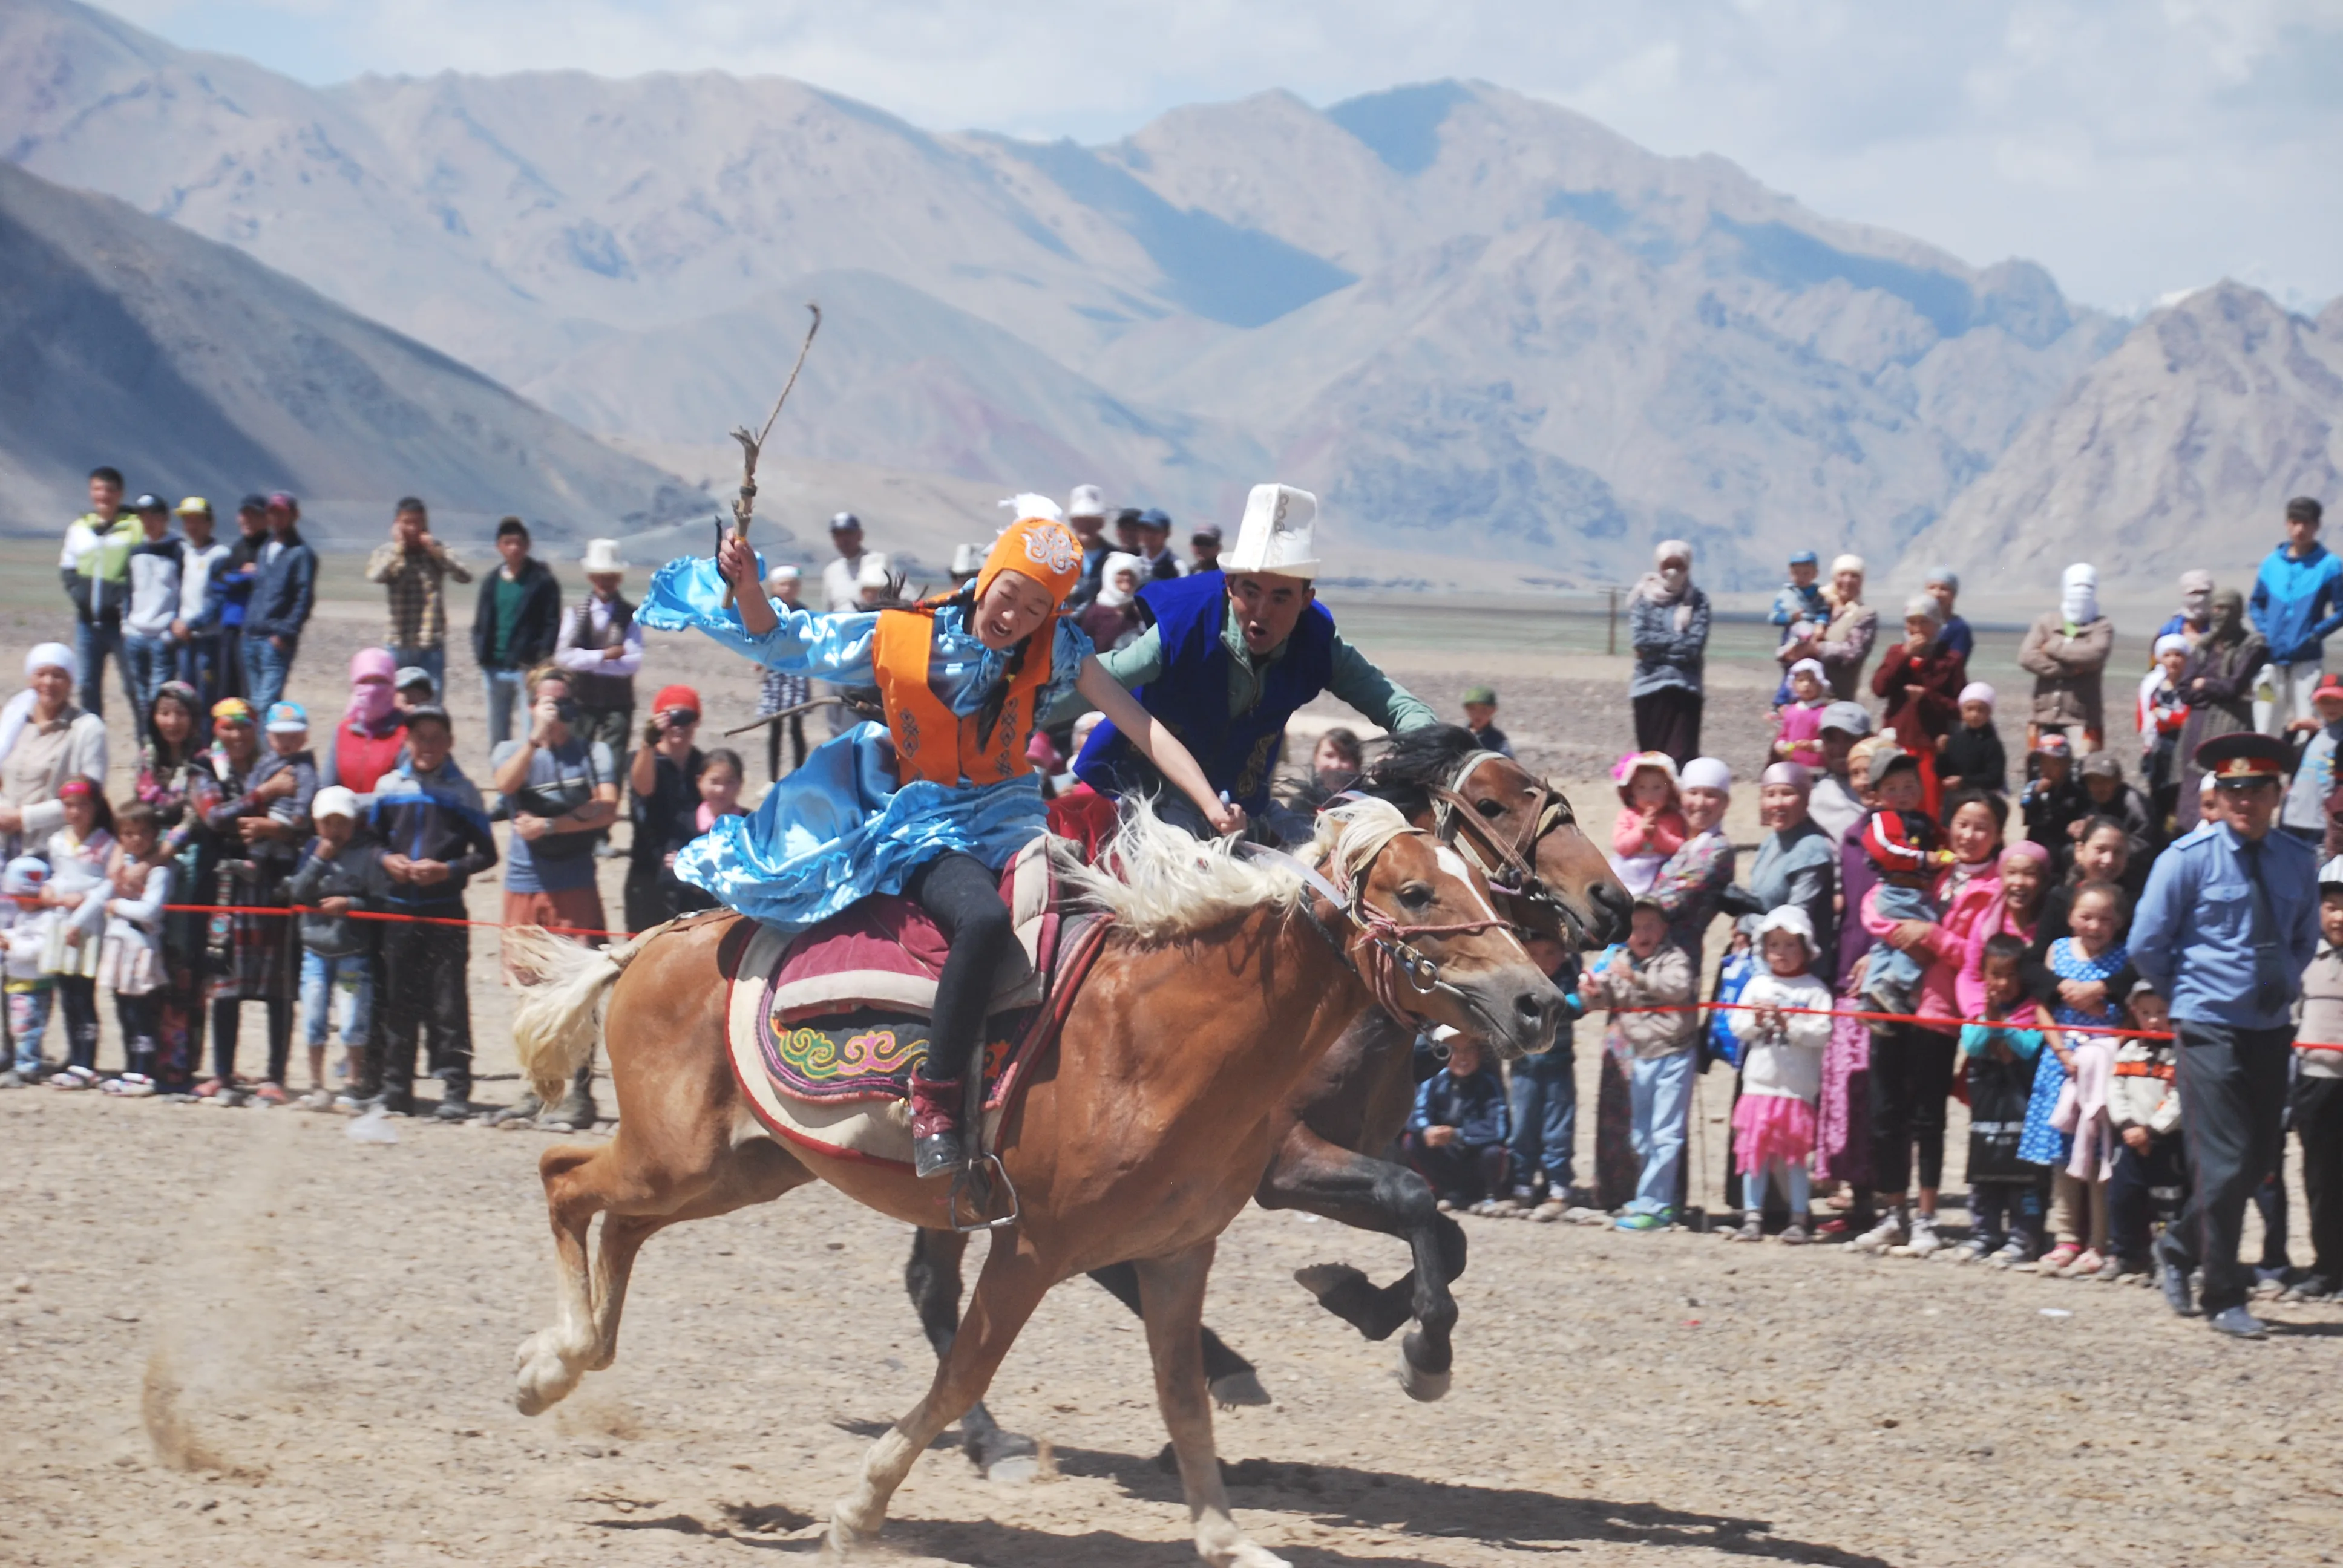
top-left (1053, 483), bottom-right (1440, 843)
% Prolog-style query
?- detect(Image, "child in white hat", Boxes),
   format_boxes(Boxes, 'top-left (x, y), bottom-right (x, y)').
top-left (1726, 905), bottom-right (1833, 1243)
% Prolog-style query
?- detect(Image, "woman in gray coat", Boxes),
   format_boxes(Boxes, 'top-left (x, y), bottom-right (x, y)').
top-left (1630, 539), bottom-right (1711, 765)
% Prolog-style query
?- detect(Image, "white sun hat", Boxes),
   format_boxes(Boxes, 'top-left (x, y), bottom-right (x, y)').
top-left (1221, 484), bottom-right (1319, 580)
top-left (578, 538), bottom-right (629, 575)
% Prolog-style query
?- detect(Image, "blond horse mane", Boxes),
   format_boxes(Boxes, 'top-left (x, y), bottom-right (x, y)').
top-left (1050, 795), bottom-right (1413, 941)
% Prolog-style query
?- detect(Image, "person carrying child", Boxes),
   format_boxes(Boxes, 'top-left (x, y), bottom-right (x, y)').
top-left (2020, 877), bottom-right (2131, 1277)
top-left (1855, 808), bottom-right (1952, 1024)
top-left (2106, 982), bottom-right (2186, 1285)
top-left (1726, 905), bottom-right (1832, 1242)
top-left (38, 777), bottom-right (115, 1091)
top-left (1608, 751), bottom-right (1686, 898)
top-left (1768, 549), bottom-right (1828, 703)
top-left (2020, 732), bottom-right (2088, 854)
top-left (288, 786), bottom-right (393, 1111)
top-left (2138, 635), bottom-right (2192, 831)
top-left (1957, 932), bottom-right (2054, 1264)
top-left (94, 800), bottom-right (172, 1094)
top-left (1582, 895), bottom-right (1699, 1232)
top-left (1770, 658), bottom-right (1829, 769)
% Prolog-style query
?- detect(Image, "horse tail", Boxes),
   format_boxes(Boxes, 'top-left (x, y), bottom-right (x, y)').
top-left (508, 925), bottom-right (638, 1105)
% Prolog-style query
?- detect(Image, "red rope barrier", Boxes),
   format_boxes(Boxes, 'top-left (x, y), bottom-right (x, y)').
top-left (159, 903), bottom-right (632, 941)
top-left (1605, 998), bottom-right (2342, 1050)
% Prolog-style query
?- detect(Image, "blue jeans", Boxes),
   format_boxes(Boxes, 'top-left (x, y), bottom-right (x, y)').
top-left (1507, 1040), bottom-right (1577, 1191)
top-left (123, 633), bottom-right (177, 725)
top-left (8, 985), bottom-right (54, 1073)
top-left (179, 632), bottom-right (227, 707)
top-left (390, 647), bottom-right (445, 702)
top-left (482, 668), bottom-right (525, 750)
top-left (242, 633), bottom-right (297, 713)
top-left (1743, 1155), bottom-right (1812, 1216)
top-left (74, 618), bottom-right (129, 717)
top-left (1626, 1050), bottom-right (1696, 1217)
top-left (300, 950), bottom-right (376, 1050)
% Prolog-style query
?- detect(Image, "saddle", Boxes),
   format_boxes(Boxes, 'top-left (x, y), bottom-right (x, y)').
top-left (725, 837), bottom-right (1112, 1172)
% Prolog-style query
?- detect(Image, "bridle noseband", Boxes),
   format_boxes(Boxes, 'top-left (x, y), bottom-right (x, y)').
top-left (1426, 750), bottom-right (1584, 946)
top-left (1245, 827), bottom-right (1511, 1030)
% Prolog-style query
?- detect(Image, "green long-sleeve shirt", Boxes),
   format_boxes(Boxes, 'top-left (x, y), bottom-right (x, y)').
top-left (1044, 603), bottom-right (1437, 744)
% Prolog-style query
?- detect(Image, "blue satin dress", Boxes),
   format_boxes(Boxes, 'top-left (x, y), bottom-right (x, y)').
top-left (638, 555), bottom-right (1093, 938)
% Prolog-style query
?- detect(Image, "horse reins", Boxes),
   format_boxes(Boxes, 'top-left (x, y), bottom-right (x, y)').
top-left (1244, 830), bottom-right (1512, 1029)
top-left (1426, 751), bottom-right (1582, 944)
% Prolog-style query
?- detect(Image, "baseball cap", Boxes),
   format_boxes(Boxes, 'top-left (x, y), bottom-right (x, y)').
top-left (1067, 484), bottom-right (1106, 520)
top-left (1135, 508), bottom-right (1172, 532)
top-left (237, 493), bottom-right (269, 514)
top-left (1788, 549), bottom-right (1818, 566)
top-left (174, 497), bottom-right (212, 517)
top-left (265, 701), bottom-right (309, 734)
top-left (1461, 684), bottom-right (1497, 706)
top-left (2, 855), bottom-right (50, 898)
top-left (2032, 732), bottom-right (2073, 759)
top-left (393, 665), bottom-right (434, 693)
top-left (828, 511), bottom-right (862, 533)
top-left (652, 684), bottom-right (702, 718)
top-left (1191, 524), bottom-right (1223, 543)
top-left (267, 491), bottom-right (299, 511)
top-left (1863, 746), bottom-right (1919, 789)
top-left (2079, 751), bottom-right (2123, 780)
top-left (1820, 701), bottom-right (1871, 737)
top-left (312, 785), bottom-right (360, 822)
top-left (2316, 672), bottom-right (2343, 703)
top-left (131, 493), bottom-right (166, 512)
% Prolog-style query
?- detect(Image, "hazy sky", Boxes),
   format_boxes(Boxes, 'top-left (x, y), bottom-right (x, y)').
top-left (109, 0), bottom-right (2343, 312)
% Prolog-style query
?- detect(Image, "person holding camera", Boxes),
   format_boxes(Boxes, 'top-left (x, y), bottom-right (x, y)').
top-left (491, 667), bottom-right (620, 961)
top-left (624, 684), bottom-right (707, 936)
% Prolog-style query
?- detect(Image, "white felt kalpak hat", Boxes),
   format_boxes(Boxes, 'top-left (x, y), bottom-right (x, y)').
top-left (1222, 483), bottom-right (1319, 580)
top-left (578, 538), bottom-right (629, 575)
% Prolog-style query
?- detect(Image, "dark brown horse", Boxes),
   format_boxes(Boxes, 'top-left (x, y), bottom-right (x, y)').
top-left (506, 797), bottom-right (1564, 1565)
top-left (913, 726), bottom-right (1628, 1472)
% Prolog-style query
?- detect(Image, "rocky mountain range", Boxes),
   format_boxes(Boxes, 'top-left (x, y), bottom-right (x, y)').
top-left (0, 158), bottom-right (692, 544)
top-left (2, 0), bottom-right (2330, 591)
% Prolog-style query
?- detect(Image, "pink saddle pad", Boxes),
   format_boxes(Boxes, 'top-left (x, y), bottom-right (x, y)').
top-left (767, 837), bottom-right (1055, 1023)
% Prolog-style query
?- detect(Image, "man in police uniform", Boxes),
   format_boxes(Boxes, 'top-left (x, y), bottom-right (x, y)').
top-left (2132, 731), bottom-right (2321, 1338)
top-left (1052, 483), bottom-right (1437, 843)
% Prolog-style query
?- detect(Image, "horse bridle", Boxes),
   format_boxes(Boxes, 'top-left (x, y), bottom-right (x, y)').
top-left (1244, 828), bottom-right (1512, 1031)
top-left (1425, 751), bottom-right (1585, 945)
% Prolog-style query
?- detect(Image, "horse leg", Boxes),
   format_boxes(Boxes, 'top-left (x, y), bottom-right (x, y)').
top-left (592, 1139), bottom-right (809, 1371)
top-left (1265, 1136), bottom-right (1464, 1400)
top-left (905, 1229), bottom-right (1037, 1478)
top-left (1135, 1241), bottom-right (1289, 1568)
top-left (1087, 1261), bottom-right (1268, 1408)
top-left (830, 1240), bottom-right (1050, 1554)
top-left (516, 1142), bottom-right (614, 1416)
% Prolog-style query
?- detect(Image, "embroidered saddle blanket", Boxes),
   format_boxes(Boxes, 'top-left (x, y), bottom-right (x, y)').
top-left (726, 874), bottom-right (1114, 1169)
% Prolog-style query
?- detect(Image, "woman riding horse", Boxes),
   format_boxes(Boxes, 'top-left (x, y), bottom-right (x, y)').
top-left (640, 501), bottom-right (1239, 1175)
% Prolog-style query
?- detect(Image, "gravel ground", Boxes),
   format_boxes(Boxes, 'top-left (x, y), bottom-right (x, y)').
top-left (5, 1086), bottom-right (2341, 1568)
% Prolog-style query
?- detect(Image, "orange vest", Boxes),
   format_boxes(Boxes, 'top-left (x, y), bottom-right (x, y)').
top-left (871, 604), bottom-right (1054, 788)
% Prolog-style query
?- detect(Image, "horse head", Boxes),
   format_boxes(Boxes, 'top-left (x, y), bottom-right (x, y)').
top-left (1364, 725), bottom-right (1629, 951)
top-left (1312, 799), bottom-right (1566, 1062)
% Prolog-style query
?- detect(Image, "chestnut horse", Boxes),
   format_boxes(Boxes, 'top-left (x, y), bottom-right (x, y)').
top-left (506, 798), bottom-right (1563, 1566)
top-left (911, 726), bottom-right (1630, 1469)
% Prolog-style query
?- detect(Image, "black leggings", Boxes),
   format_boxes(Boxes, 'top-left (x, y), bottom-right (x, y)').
top-left (57, 976), bottom-right (99, 1073)
top-left (767, 713), bottom-right (808, 783)
top-left (1869, 1023), bottom-right (1958, 1198)
top-left (212, 996), bottom-right (293, 1086)
top-left (908, 851), bottom-right (1014, 1085)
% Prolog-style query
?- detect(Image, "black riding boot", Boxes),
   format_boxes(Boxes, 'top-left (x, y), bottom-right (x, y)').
top-left (909, 1070), bottom-right (965, 1179)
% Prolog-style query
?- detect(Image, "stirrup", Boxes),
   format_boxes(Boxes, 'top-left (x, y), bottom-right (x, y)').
top-left (946, 1151), bottom-right (1021, 1234)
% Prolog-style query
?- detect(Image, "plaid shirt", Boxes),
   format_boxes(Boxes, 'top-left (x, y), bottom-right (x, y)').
top-left (364, 540), bottom-right (473, 650)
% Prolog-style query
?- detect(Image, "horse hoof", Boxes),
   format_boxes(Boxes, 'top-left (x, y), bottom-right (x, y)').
top-left (1204, 1540), bottom-right (1293, 1568)
top-left (1210, 1370), bottom-right (1271, 1409)
top-left (824, 1507), bottom-right (876, 1559)
top-left (511, 1332), bottom-right (577, 1416)
top-left (968, 1429), bottom-right (1039, 1483)
top-left (986, 1452), bottom-right (1040, 1485)
top-left (1293, 1262), bottom-right (1367, 1301)
top-left (1392, 1343), bottom-right (1452, 1403)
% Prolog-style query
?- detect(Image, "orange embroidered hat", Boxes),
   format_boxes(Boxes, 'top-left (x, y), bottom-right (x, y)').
top-left (978, 503), bottom-right (1084, 606)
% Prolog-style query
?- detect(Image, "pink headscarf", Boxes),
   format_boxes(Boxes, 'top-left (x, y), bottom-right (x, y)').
top-left (347, 648), bottom-right (397, 725)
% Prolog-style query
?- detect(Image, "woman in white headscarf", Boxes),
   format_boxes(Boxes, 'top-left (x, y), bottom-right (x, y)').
top-left (1628, 539), bottom-right (1711, 765)
top-left (1076, 551), bottom-right (1146, 652)
top-left (1787, 554), bottom-right (1878, 704)
top-left (0, 644), bottom-right (109, 860)
top-left (2018, 562), bottom-right (2115, 753)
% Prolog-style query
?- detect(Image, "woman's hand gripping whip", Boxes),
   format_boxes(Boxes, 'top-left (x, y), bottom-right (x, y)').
top-left (718, 302), bottom-right (822, 610)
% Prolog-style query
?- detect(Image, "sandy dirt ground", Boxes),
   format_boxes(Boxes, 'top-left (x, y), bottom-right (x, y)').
top-left (5, 562), bottom-right (2339, 1566)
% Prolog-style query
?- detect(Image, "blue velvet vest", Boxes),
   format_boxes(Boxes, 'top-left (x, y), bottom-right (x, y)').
top-left (1073, 569), bottom-right (1335, 813)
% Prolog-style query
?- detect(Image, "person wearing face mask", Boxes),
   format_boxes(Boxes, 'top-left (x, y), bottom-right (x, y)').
top-left (2154, 570), bottom-right (2217, 658)
top-left (2174, 588), bottom-right (2269, 829)
top-left (2019, 563), bottom-right (2115, 755)
top-left (647, 496), bottom-right (1235, 1177)
top-left (1628, 540), bottom-right (1711, 764)
top-left (2249, 498), bottom-right (2343, 736)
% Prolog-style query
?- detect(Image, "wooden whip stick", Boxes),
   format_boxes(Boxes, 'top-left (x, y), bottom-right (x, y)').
top-left (718, 302), bottom-right (822, 609)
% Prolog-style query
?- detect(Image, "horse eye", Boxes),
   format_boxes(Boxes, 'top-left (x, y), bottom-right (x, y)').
top-left (1399, 881), bottom-right (1434, 907)
top-left (1475, 798), bottom-right (1506, 819)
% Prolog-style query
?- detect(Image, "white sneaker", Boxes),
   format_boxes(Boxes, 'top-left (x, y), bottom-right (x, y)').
top-left (1898, 1213), bottom-right (1945, 1259)
top-left (1845, 1213), bottom-right (1905, 1253)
